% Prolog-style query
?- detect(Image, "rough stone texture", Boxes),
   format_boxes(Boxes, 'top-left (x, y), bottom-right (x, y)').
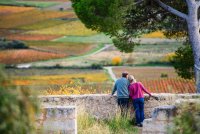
top-left (142, 99), bottom-right (200, 134)
top-left (39, 94), bottom-right (200, 119)
top-left (142, 105), bottom-right (176, 134)
top-left (151, 105), bottom-right (177, 121)
top-left (39, 94), bottom-right (118, 119)
top-left (36, 106), bottom-right (77, 134)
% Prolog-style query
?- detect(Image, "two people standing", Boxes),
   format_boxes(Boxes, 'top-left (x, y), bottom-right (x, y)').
top-left (112, 72), bottom-right (153, 127)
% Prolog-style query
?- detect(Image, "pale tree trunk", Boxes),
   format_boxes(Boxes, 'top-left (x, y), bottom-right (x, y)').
top-left (155, 0), bottom-right (200, 93)
top-left (187, 2), bottom-right (200, 93)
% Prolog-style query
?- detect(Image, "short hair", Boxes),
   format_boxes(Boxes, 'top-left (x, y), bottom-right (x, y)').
top-left (122, 72), bottom-right (128, 77)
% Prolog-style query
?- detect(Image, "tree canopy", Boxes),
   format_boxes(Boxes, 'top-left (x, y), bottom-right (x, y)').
top-left (72, 0), bottom-right (188, 52)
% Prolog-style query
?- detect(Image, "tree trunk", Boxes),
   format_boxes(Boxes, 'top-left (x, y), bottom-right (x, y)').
top-left (187, 3), bottom-right (200, 93)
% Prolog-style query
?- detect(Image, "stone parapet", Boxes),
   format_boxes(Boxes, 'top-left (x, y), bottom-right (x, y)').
top-left (38, 94), bottom-right (200, 119)
top-left (142, 98), bottom-right (200, 134)
top-left (36, 106), bottom-right (77, 134)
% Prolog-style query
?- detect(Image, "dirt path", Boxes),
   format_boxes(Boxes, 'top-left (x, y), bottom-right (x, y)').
top-left (104, 66), bottom-right (117, 82)
top-left (16, 44), bottom-right (112, 68)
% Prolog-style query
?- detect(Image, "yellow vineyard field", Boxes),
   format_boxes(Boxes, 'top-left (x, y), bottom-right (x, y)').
top-left (28, 20), bottom-right (97, 36)
top-left (18, 19), bottom-right (66, 30)
top-left (0, 6), bottom-right (35, 15)
top-left (42, 84), bottom-right (111, 95)
top-left (11, 73), bottom-right (109, 86)
top-left (0, 49), bottom-right (66, 64)
top-left (142, 31), bottom-right (165, 38)
top-left (0, 10), bottom-right (71, 28)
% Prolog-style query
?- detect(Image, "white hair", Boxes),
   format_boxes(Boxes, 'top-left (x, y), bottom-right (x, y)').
top-left (128, 75), bottom-right (136, 83)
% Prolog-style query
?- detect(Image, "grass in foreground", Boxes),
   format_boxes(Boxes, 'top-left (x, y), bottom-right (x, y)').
top-left (78, 112), bottom-right (138, 134)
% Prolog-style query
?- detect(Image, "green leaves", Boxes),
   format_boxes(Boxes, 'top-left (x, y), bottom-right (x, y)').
top-left (0, 67), bottom-right (38, 134)
top-left (113, 37), bottom-right (139, 53)
top-left (72, 0), bottom-right (122, 35)
top-left (170, 44), bottom-right (194, 79)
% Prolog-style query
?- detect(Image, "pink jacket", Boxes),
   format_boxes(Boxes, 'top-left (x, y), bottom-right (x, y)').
top-left (128, 82), bottom-right (151, 100)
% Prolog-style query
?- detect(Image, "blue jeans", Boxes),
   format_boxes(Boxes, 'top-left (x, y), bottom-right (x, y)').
top-left (117, 98), bottom-right (129, 117)
top-left (133, 98), bottom-right (144, 124)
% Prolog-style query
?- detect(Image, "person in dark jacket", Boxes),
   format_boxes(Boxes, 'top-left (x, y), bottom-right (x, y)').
top-left (112, 72), bottom-right (129, 117)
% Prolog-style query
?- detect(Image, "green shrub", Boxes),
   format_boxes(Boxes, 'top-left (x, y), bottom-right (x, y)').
top-left (160, 73), bottom-right (168, 78)
top-left (169, 103), bottom-right (200, 134)
top-left (91, 63), bottom-right (103, 69)
top-left (0, 66), bottom-right (38, 134)
top-left (0, 39), bottom-right (28, 50)
top-left (170, 45), bottom-right (194, 79)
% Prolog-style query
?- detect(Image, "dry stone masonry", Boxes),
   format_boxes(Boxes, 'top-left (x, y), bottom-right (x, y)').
top-left (39, 94), bottom-right (200, 119)
top-left (37, 94), bottom-right (200, 134)
top-left (36, 106), bottom-right (77, 134)
top-left (142, 105), bottom-right (176, 134)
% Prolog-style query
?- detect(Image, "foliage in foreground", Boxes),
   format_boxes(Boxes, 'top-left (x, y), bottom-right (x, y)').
top-left (78, 112), bottom-right (138, 134)
top-left (0, 66), bottom-right (38, 134)
top-left (169, 103), bottom-right (200, 134)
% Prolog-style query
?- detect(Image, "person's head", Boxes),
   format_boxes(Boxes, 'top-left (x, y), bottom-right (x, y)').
top-left (128, 75), bottom-right (136, 83)
top-left (122, 71), bottom-right (128, 78)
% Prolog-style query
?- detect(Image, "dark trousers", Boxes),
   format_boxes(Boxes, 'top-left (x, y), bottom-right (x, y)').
top-left (117, 98), bottom-right (129, 117)
top-left (133, 98), bottom-right (144, 124)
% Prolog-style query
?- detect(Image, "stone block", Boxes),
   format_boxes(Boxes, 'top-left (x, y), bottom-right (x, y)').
top-left (152, 105), bottom-right (177, 121)
top-left (37, 106), bottom-right (77, 134)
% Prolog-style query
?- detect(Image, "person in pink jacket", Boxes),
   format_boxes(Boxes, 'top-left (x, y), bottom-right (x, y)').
top-left (128, 75), bottom-right (152, 127)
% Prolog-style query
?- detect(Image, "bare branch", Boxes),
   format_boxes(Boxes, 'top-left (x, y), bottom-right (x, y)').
top-left (154, 0), bottom-right (188, 20)
top-left (134, 0), bottom-right (144, 5)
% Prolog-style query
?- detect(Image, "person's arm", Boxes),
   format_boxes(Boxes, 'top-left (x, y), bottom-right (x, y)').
top-left (112, 82), bottom-right (117, 95)
top-left (140, 82), bottom-right (152, 96)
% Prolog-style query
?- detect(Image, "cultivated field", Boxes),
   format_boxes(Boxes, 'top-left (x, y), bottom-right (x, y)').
top-left (7, 34), bottom-right (61, 41)
top-left (113, 67), bottom-right (195, 93)
top-left (0, 2), bottom-right (102, 65)
top-left (5, 68), bottom-right (113, 94)
top-left (26, 41), bottom-right (96, 55)
top-left (0, 0), bottom-right (61, 8)
top-left (0, 49), bottom-right (67, 64)
top-left (28, 20), bottom-right (96, 36)
top-left (0, 0), bottom-right (193, 96)
top-left (0, 6), bottom-right (35, 15)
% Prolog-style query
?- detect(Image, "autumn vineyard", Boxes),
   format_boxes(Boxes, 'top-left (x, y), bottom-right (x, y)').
top-left (0, 0), bottom-right (195, 95)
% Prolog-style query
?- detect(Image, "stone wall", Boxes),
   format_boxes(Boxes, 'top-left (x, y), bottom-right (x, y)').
top-left (36, 106), bottom-right (77, 134)
top-left (142, 105), bottom-right (176, 134)
top-left (39, 94), bottom-right (200, 119)
top-left (142, 99), bottom-right (200, 134)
